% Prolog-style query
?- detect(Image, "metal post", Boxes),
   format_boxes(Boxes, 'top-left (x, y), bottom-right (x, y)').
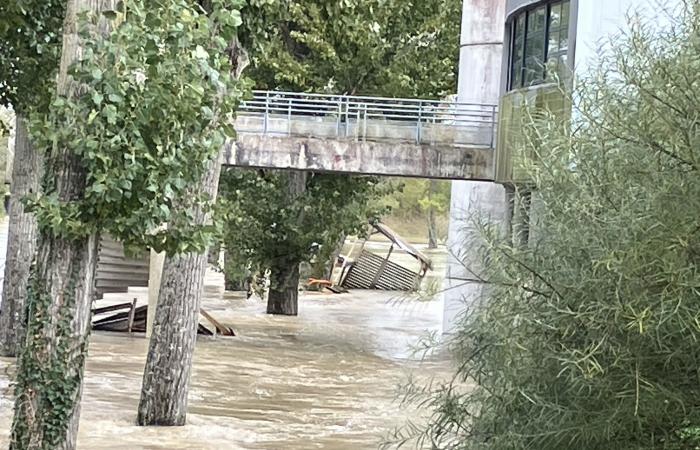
top-left (287, 97), bottom-right (292, 136)
top-left (345, 96), bottom-right (350, 137)
top-left (263, 91), bottom-right (270, 135)
top-left (362, 103), bottom-right (368, 142)
top-left (336, 96), bottom-right (342, 138)
top-left (417, 101), bottom-right (423, 144)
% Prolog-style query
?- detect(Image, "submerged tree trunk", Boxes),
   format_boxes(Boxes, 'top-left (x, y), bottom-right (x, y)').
top-left (137, 156), bottom-right (222, 427)
top-left (10, 1), bottom-right (114, 448)
top-left (267, 261), bottom-right (300, 315)
top-left (266, 171), bottom-right (306, 316)
top-left (0, 115), bottom-right (42, 357)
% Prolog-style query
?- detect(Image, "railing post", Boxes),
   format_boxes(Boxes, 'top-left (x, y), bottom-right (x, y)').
top-left (346, 96), bottom-right (350, 137)
top-left (336, 96), bottom-right (342, 138)
top-left (287, 97), bottom-right (292, 136)
top-left (263, 91), bottom-right (270, 135)
top-left (362, 103), bottom-right (368, 142)
top-left (417, 101), bottom-right (423, 144)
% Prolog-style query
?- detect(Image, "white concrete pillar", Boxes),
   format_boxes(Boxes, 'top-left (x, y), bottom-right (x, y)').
top-left (146, 249), bottom-right (165, 338)
top-left (443, 0), bottom-right (507, 333)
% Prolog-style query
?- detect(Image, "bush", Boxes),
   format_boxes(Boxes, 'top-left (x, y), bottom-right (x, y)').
top-left (405, 4), bottom-right (700, 449)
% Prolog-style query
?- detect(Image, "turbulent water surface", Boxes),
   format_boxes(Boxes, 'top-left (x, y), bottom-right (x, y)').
top-left (0, 271), bottom-right (452, 449)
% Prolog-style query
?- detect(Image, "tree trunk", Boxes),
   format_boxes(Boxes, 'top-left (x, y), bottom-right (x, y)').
top-left (427, 180), bottom-right (438, 249)
top-left (265, 171), bottom-right (306, 316)
top-left (137, 156), bottom-right (222, 426)
top-left (10, 2), bottom-right (115, 449)
top-left (267, 261), bottom-right (300, 315)
top-left (207, 241), bottom-right (220, 267)
top-left (427, 207), bottom-right (438, 249)
top-left (0, 115), bottom-right (42, 357)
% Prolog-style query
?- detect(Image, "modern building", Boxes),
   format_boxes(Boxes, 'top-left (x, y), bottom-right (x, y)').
top-left (443, 0), bottom-right (684, 332)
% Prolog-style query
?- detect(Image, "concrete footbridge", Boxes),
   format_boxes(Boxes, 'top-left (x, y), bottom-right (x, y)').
top-left (226, 90), bottom-right (498, 180)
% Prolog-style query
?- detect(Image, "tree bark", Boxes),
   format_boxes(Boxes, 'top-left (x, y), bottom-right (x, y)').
top-left (137, 156), bottom-right (222, 427)
top-left (0, 115), bottom-right (42, 357)
top-left (10, 2), bottom-right (115, 449)
top-left (207, 241), bottom-right (220, 267)
top-left (267, 261), bottom-right (300, 315)
top-left (427, 180), bottom-right (438, 249)
top-left (265, 170), bottom-right (306, 316)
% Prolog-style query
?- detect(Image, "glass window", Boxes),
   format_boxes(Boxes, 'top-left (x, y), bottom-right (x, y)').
top-left (510, 14), bottom-right (526, 89)
top-left (508, 0), bottom-right (571, 90)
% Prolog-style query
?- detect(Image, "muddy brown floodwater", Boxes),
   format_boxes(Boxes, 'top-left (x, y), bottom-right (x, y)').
top-left (0, 271), bottom-right (453, 449)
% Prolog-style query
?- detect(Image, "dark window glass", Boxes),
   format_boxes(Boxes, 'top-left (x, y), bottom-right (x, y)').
top-left (508, 0), bottom-right (571, 90)
top-left (510, 14), bottom-right (526, 88)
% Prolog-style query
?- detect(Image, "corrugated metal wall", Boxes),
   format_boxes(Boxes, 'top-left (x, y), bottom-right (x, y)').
top-left (95, 236), bottom-right (150, 299)
top-left (342, 250), bottom-right (419, 291)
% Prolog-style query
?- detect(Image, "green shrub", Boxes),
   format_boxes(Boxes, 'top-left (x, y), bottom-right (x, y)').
top-left (403, 4), bottom-right (700, 449)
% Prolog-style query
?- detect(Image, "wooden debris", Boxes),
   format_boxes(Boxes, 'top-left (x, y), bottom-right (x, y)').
top-left (325, 285), bottom-right (348, 294)
top-left (127, 298), bottom-right (137, 335)
top-left (92, 303), bottom-right (233, 337)
top-left (200, 309), bottom-right (236, 336)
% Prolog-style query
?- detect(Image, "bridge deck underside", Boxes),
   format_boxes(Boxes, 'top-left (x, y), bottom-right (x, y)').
top-left (224, 134), bottom-right (495, 181)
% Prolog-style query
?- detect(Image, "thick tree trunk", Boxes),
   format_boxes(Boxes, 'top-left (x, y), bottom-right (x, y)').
top-left (10, 234), bottom-right (99, 450)
top-left (10, 2), bottom-right (115, 449)
top-left (267, 261), bottom-right (300, 315)
top-left (266, 171), bottom-right (306, 315)
top-left (0, 115), bottom-right (42, 357)
top-left (137, 156), bottom-right (222, 426)
top-left (137, 250), bottom-right (208, 426)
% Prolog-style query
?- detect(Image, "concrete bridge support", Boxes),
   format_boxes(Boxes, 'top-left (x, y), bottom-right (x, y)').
top-left (443, 0), bottom-right (508, 333)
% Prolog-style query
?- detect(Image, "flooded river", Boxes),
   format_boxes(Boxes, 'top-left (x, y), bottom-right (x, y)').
top-left (0, 272), bottom-right (452, 449)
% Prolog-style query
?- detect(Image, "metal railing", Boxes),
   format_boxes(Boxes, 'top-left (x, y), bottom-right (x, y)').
top-left (236, 90), bottom-right (498, 147)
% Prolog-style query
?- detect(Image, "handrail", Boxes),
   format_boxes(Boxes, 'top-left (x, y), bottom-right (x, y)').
top-left (236, 90), bottom-right (499, 147)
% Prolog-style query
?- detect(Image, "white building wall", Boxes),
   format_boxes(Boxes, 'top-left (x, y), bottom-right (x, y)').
top-left (575, 0), bottom-right (684, 75)
top-left (443, 0), bottom-right (507, 333)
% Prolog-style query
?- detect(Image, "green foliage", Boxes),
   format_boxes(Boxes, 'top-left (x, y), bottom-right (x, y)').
top-left (0, 106), bottom-right (13, 137)
top-left (11, 264), bottom-right (89, 449)
top-left (240, 0), bottom-right (460, 98)
top-left (387, 179), bottom-right (451, 217)
top-left (405, 5), bottom-right (700, 449)
top-left (0, 0), bottom-right (65, 115)
top-left (28, 0), bottom-right (248, 254)
top-left (221, 0), bottom-right (461, 284)
top-left (219, 169), bottom-right (388, 288)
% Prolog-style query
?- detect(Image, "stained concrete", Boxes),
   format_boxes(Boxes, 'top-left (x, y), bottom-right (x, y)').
top-left (225, 134), bottom-right (496, 181)
top-left (443, 0), bottom-right (508, 333)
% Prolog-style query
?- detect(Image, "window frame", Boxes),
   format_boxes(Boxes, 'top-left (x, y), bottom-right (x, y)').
top-left (507, 0), bottom-right (570, 91)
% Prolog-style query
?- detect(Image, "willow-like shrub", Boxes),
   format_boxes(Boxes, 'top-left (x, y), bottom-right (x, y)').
top-left (400, 4), bottom-right (700, 450)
